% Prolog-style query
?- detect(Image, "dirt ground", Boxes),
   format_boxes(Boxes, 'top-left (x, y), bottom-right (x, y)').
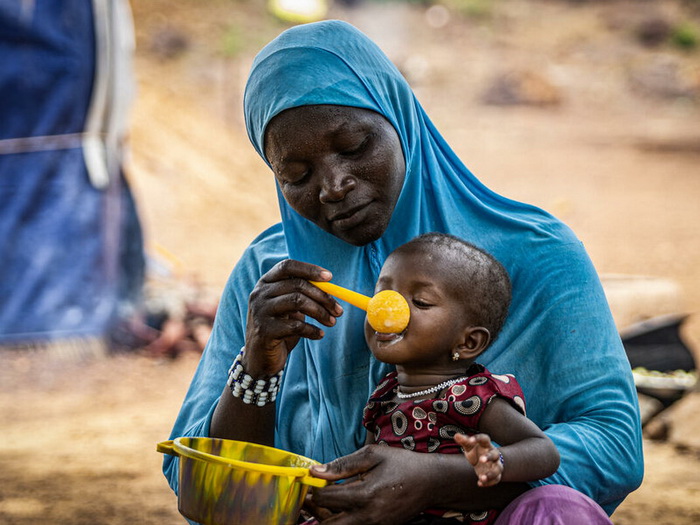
top-left (2, 0), bottom-right (700, 523)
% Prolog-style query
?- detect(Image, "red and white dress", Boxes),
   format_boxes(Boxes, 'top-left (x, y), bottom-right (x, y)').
top-left (362, 363), bottom-right (527, 525)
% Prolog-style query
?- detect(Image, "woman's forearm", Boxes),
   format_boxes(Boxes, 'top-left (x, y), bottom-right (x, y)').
top-left (426, 453), bottom-right (530, 512)
top-left (209, 386), bottom-right (276, 446)
top-left (311, 445), bottom-right (530, 518)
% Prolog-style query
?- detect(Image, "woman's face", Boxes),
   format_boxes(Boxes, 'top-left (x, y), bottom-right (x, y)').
top-left (264, 105), bottom-right (406, 246)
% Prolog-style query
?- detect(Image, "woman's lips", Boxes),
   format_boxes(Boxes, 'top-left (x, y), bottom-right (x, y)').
top-left (328, 202), bottom-right (371, 231)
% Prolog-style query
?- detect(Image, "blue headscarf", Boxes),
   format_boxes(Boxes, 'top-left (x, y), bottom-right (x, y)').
top-left (165, 20), bottom-right (642, 515)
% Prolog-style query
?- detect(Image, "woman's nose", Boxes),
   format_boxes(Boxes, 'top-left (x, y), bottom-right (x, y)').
top-left (319, 169), bottom-right (356, 203)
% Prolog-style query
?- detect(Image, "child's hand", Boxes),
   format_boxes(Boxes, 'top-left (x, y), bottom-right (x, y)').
top-left (454, 433), bottom-right (504, 487)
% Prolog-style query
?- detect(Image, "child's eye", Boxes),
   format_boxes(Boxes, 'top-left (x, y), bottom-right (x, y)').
top-left (413, 299), bottom-right (432, 308)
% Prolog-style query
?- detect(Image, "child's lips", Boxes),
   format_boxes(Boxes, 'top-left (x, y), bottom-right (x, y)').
top-left (375, 331), bottom-right (402, 342)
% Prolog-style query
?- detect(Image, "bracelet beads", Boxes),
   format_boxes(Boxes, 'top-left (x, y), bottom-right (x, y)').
top-left (226, 349), bottom-right (283, 407)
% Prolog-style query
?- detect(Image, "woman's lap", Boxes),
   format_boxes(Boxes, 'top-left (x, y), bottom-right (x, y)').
top-left (301, 485), bottom-right (611, 524)
top-left (494, 485), bottom-right (612, 525)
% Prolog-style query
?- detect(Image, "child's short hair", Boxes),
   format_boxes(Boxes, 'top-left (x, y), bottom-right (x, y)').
top-left (399, 232), bottom-right (512, 342)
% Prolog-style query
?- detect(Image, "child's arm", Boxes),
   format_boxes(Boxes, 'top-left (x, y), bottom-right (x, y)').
top-left (457, 398), bottom-right (560, 487)
top-left (455, 433), bottom-right (504, 487)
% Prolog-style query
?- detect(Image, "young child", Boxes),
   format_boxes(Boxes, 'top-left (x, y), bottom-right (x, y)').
top-left (359, 232), bottom-right (560, 524)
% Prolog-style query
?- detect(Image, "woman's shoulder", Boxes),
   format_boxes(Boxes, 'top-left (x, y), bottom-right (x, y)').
top-left (219, 223), bottom-right (287, 301)
top-left (246, 222), bottom-right (287, 257)
top-left (230, 223), bottom-right (287, 274)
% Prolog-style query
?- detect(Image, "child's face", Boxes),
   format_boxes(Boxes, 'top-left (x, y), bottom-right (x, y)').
top-left (365, 245), bottom-right (473, 372)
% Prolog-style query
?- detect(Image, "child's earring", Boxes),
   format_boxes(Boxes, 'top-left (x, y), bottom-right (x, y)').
top-left (452, 351), bottom-right (460, 362)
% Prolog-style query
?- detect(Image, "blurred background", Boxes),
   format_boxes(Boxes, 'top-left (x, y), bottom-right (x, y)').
top-left (1, 0), bottom-right (699, 523)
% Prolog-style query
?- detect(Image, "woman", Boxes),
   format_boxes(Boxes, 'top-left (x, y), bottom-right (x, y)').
top-left (164, 20), bottom-right (643, 523)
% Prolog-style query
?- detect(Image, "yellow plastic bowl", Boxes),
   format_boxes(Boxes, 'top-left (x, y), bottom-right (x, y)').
top-left (158, 437), bottom-right (327, 525)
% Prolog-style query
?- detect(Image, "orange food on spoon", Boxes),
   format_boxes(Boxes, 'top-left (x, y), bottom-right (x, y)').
top-left (366, 290), bottom-right (410, 334)
top-left (310, 281), bottom-right (410, 333)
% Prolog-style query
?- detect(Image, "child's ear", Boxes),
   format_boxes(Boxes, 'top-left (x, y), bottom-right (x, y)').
top-left (456, 326), bottom-right (491, 360)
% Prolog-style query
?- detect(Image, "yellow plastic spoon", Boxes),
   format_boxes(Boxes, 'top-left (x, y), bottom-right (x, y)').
top-left (310, 281), bottom-right (410, 334)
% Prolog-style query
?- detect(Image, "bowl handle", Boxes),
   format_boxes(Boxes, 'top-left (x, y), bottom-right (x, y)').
top-left (300, 471), bottom-right (329, 488)
top-left (156, 440), bottom-right (178, 456)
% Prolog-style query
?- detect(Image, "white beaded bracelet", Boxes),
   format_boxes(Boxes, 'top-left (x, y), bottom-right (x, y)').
top-left (226, 349), bottom-right (283, 407)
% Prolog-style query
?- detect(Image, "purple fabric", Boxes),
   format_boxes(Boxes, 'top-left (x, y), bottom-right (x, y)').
top-left (301, 485), bottom-right (612, 524)
top-left (494, 485), bottom-right (612, 525)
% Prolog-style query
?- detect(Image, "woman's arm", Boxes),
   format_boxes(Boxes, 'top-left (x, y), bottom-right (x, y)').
top-left (163, 227), bottom-right (341, 491)
top-left (208, 258), bottom-right (343, 444)
top-left (307, 400), bottom-right (555, 524)
top-left (210, 386), bottom-right (278, 445)
top-left (162, 230), bottom-right (276, 493)
top-left (310, 446), bottom-right (530, 524)
top-left (523, 244), bottom-right (644, 514)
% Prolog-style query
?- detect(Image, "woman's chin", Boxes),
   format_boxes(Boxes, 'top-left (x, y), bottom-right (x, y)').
top-left (336, 227), bottom-right (384, 247)
top-left (322, 216), bottom-right (389, 246)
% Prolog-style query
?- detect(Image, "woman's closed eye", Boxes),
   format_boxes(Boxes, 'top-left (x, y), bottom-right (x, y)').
top-left (279, 168), bottom-right (310, 186)
top-left (340, 136), bottom-right (370, 157)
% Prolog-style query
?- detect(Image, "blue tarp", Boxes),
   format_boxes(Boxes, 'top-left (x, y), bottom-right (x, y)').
top-left (0, 1), bottom-right (144, 345)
